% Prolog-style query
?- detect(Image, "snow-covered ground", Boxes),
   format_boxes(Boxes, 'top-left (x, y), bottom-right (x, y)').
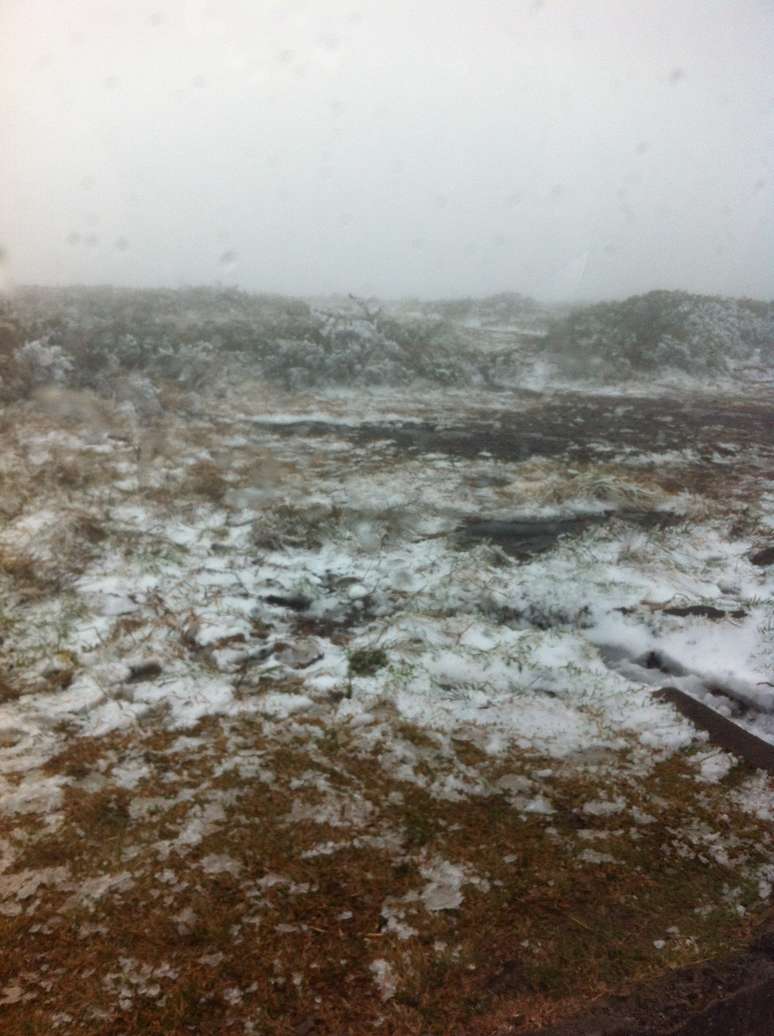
top-left (1, 382), bottom-right (773, 1032)
top-left (3, 386), bottom-right (772, 759)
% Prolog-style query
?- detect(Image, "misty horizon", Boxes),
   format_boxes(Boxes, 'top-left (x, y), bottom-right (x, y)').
top-left (6, 281), bottom-right (774, 308)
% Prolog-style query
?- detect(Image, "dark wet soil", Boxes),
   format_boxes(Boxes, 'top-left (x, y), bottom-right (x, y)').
top-left (752, 545), bottom-right (774, 567)
top-left (661, 603), bottom-right (748, 619)
top-left (456, 510), bottom-right (679, 558)
top-left (254, 391), bottom-right (774, 470)
top-left (524, 915), bottom-right (774, 1035)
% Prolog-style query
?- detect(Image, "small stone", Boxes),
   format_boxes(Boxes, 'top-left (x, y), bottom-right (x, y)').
top-left (173, 906), bottom-right (197, 935)
top-left (0, 728), bottom-right (23, 748)
top-left (0, 677), bottom-right (21, 702)
top-left (495, 774), bottom-right (533, 795)
top-left (274, 639), bottom-right (323, 669)
top-left (41, 665), bottom-right (74, 691)
top-left (663, 603), bottom-right (746, 620)
top-left (127, 661), bottom-right (163, 683)
top-left (264, 594), bottom-right (311, 612)
top-left (0, 984), bottom-right (24, 1005)
top-left (751, 545), bottom-right (774, 567)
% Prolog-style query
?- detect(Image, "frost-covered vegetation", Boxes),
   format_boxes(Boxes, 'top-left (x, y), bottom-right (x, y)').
top-left (546, 290), bottom-right (774, 379)
top-left (0, 286), bottom-right (487, 399)
top-left (407, 290), bottom-right (545, 330)
top-left (2, 285), bottom-right (772, 407)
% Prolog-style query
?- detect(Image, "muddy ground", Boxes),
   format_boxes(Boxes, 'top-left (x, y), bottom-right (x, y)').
top-left (256, 390), bottom-right (774, 464)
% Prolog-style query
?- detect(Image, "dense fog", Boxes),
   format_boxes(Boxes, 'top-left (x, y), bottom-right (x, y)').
top-left (2, 0), bottom-right (773, 300)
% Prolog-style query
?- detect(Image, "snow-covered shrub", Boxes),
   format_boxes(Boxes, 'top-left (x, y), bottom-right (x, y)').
top-left (252, 502), bottom-right (338, 551)
top-left (151, 340), bottom-right (217, 389)
top-left (111, 373), bottom-right (162, 418)
top-left (15, 338), bottom-right (73, 388)
top-left (184, 459), bottom-right (228, 502)
top-left (2, 284), bottom-right (769, 395)
top-left (547, 291), bottom-right (774, 380)
top-left (0, 320), bottom-right (24, 401)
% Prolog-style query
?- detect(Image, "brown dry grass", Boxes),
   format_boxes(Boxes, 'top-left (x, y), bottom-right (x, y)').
top-left (182, 459), bottom-right (229, 503)
top-left (0, 672), bottom-right (21, 702)
top-left (0, 545), bottom-right (40, 585)
top-left (0, 506), bottom-right (109, 599)
top-left (1, 712), bottom-right (772, 1036)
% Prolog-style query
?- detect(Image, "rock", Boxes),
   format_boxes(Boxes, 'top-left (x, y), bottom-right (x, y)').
top-left (264, 594), bottom-right (311, 612)
top-left (294, 1018), bottom-right (318, 1036)
top-left (495, 773), bottom-right (534, 795)
top-left (0, 676), bottom-right (21, 702)
top-left (92, 593), bottom-right (137, 617)
top-left (127, 660), bottom-right (163, 683)
top-left (40, 664), bottom-right (74, 691)
top-left (663, 604), bottom-right (747, 620)
top-left (274, 639), bottom-right (323, 669)
top-left (751, 545), bottom-right (774, 567)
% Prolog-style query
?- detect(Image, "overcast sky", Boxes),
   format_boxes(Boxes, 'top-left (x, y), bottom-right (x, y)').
top-left (2, 0), bottom-right (773, 300)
